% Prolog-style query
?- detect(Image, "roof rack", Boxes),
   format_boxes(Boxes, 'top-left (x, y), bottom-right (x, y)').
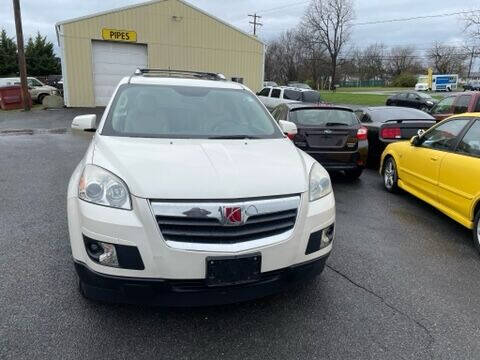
top-left (131, 68), bottom-right (226, 82)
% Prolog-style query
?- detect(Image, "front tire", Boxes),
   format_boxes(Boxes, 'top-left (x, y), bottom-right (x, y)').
top-left (474, 211), bottom-right (480, 255)
top-left (37, 93), bottom-right (47, 104)
top-left (383, 157), bottom-right (399, 193)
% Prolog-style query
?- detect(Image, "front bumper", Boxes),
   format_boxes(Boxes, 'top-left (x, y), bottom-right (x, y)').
top-left (68, 190), bottom-right (335, 304)
top-left (76, 254), bottom-right (329, 306)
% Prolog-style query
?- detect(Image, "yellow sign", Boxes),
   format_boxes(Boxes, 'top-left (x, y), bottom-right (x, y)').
top-left (102, 28), bottom-right (137, 42)
top-left (427, 68), bottom-right (433, 90)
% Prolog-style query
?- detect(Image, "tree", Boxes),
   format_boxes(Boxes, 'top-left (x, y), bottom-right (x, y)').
top-left (427, 42), bottom-right (467, 75)
top-left (302, 0), bottom-right (354, 89)
top-left (386, 46), bottom-right (423, 77)
top-left (303, 0), bottom-right (354, 86)
top-left (24, 32), bottom-right (61, 75)
top-left (353, 43), bottom-right (386, 81)
top-left (0, 29), bottom-right (18, 76)
top-left (464, 12), bottom-right (480, 40)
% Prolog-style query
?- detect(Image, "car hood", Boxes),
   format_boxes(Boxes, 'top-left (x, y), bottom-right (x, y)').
top-left (92, 136), bottom-right (309, 199)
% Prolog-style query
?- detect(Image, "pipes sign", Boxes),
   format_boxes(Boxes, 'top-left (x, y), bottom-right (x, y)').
top-left (102, 28), bottom-right (137, 42)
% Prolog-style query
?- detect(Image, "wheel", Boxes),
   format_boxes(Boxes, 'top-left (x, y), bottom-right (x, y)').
top-left (37, 93), bottom-right (47, 104)
top-left (383, 157), bottom-right (399, 192)
top-left (386, 100), bottom-right (391, 106)
top-left (474, 211), bottom-right (480, 254)
top-left (345, 168), bottom-right (363, 180)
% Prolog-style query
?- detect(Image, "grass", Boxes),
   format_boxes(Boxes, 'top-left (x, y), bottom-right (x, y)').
top-left (334, 87), bottom-right (410, 93)
top-left (320, 92), bottom-right (389, 106)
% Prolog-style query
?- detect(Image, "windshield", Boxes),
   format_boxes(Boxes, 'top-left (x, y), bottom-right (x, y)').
top-left (290, 108), bottom-right (358, 127)
top-left (102, 84), bottom-right (283, 139)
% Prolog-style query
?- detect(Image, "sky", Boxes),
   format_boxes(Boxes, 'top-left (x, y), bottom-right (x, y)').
top-left (1, 0), bottom-right (477, 65)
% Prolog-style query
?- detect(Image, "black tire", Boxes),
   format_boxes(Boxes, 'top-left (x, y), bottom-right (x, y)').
top-left (386, 100), bottom-right (391, 106)
top-left (37, 93), bottom-right (47, 104)
top-left (345, 168), bottom-right (363, 180)
top-left (382, 157), bottom-right (399, 193)
top-left (474, 211), bottom-right (480, 255)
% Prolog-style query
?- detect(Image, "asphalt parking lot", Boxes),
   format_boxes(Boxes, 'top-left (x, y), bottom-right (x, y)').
top-left (1, 108), bottom-right (480, 360)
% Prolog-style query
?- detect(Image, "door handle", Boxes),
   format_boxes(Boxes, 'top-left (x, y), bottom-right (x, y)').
top-left (430, 157), bottom-right (438, 161)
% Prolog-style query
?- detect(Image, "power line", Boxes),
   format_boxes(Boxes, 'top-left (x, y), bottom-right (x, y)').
top-left (353, 9), bottom-right (480, 26)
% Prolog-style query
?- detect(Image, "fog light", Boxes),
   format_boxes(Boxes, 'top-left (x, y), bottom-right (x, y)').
top-left (98, 243), bottom-right (119, 267)
top-left (83, 235), bottom-right (145, 270)
top-left (321, 224), bottom-right (335, 248)
top-left (84, 238), bottom-right (119, 268)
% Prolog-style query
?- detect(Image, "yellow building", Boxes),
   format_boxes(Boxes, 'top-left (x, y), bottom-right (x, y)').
top-left (55, 0), bottom-right (265, 107)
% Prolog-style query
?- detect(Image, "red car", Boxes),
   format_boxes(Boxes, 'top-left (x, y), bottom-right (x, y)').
top-left (430, 92), bottom-right (480, 122)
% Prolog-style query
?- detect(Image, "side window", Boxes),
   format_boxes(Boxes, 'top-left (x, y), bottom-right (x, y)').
top-left (257, 88), bottom-right (271, 97)
top-left (453, 95), bottom-right (471, 114)
top-left (475, 98), bottom-right (480, 112)
top-left (457, 120), bottom-right (480, 157)
top-left (421, 119), bottom-right (470, 151)
top-left (431, 96), bottom-right (455, 115)
top-left (283, 90), bottom-right (301, 101)
top-left (271, 89), bottom-right (281, 98)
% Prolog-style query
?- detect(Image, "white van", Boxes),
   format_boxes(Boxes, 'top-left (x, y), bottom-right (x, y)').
top-left (0, 77), bottom-right (59, 103)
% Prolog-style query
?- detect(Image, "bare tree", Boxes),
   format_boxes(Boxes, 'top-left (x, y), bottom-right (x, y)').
top-left (427, 42), bottom-right (468, 75)
top-left (386, 46), bottom-right (422, 77)
top-left (464, 12), bottom-right (480, 39)
top-left (303, 0), bottom-right (354, 89)
top-left (264, 30), bottom-right (305, 85)
top-left (353, 43), bottom-right (387, 81)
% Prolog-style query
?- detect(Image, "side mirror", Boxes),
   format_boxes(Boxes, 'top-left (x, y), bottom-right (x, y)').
top-left (411, 135), bottom-right (421, 146)
top-left (417, 129), bottom-right (426, 137)
top-left (72, 114), bottom-right (96, 131)
top-left (279, 120), bottom-right (297, 140)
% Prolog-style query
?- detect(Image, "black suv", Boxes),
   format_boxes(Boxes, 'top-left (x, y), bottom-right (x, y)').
top-left (271, 103), bottom-right (368, 179)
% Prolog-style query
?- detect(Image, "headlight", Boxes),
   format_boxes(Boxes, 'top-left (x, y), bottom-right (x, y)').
top-left (78, 164), bottom-right (131, 210)
top-left (309, 163), bottom-right (332, 202)
top-left (426, 100), bottom-right (433, 105)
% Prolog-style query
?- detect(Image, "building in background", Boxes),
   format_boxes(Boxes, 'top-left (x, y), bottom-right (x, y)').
top-left (56, 0), bottom-right (265, 107)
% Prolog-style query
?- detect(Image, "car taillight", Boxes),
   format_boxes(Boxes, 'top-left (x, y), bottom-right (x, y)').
top-left (381, 127), bottom-right (401, 139)
top-left (357, 126), bottom-right (368, 141)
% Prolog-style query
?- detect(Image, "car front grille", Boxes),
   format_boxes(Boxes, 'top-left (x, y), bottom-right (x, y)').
top-left (151, 195), bottom-right (300, 245)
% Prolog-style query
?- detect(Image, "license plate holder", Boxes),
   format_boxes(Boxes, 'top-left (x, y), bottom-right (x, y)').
top-left (206, 253), bottom-right (261, 287)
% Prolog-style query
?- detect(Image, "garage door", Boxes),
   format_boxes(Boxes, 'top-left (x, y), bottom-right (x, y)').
top-left (92, 41), bottom-right (147, 106)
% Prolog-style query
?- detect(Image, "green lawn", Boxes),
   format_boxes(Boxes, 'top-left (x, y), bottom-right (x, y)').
top-left (333, 87), bottom-right (410, 93)
top-left (320, 92), bottom-right (389, 106)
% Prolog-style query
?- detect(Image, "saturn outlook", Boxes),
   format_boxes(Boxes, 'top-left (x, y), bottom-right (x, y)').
top-left (67, 69), bottom-right (336, 306)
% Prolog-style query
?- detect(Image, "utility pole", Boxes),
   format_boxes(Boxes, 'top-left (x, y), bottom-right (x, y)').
top-left (467, 46), bottom-right (475, 80)
top-left (248, 13), bottom-right (262, 36)
top-left (12, 0), bottom-right (30, 111)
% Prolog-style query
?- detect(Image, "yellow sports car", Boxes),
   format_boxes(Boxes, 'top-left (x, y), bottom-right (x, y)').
top-left (380, 113), bottom-right (480, 252)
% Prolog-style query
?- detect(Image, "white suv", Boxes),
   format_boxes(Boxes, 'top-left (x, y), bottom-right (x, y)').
top-left (68, 69), bottom-right (335, 306)
top-left (256, 86), bottom-right (322, 111)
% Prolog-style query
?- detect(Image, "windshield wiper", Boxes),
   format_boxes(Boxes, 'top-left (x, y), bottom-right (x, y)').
top-left (325, 122), bottom-right (348, 126)
top-left (208, 135), bottom-right (260, 139)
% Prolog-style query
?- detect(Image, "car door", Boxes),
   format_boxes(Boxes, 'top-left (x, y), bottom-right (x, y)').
top-left (437, 119), bottom-right (480, 226)
top-left (452, 94), bottom-right (472, 115)
top-left (400, 118), bottom-right (471, 202)
top-left (430, 96), bottom-right (455, 122)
